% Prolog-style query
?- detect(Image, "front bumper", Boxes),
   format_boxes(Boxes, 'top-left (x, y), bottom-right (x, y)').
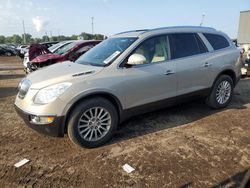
top-left (15, 105), bottom-right (65, 137)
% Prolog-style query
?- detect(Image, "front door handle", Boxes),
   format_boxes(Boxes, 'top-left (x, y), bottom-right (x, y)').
top-left (203, 62), bottom-right (212, 67)
top-left (164, 70), bottom-right (175, 75)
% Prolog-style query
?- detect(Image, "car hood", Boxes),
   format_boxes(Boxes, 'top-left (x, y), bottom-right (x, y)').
top-left (31, 53), bottom-right (63, 63)
top-left (27, 61), bottom-right (104, 89)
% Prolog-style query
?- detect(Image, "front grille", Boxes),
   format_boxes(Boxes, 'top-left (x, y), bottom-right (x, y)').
top-left (18, 79), bottom-right (31, 99)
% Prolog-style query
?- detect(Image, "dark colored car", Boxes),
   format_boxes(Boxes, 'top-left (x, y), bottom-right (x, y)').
top-left (0, 46), bottom-right (16, 56)
top-left (27, 40), bottom-right (101, 72)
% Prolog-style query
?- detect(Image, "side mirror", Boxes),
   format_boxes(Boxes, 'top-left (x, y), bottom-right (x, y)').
top-left (127, 54), bottom-right (146, 65)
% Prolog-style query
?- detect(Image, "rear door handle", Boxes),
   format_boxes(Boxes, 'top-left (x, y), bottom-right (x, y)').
top-left (164, 70), bottom-right (175, 75)
top-left (203, 62), bottom-right (212, 67)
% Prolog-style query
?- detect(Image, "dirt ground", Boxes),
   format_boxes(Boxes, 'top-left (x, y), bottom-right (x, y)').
top-left (0, 57), bottom-right (249, 188)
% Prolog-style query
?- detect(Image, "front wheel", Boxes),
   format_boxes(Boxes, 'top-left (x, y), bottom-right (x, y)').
top-left (67, 97), bottom-right (118, 148)
top-left (5, 52), bottom-right (12, 56)
top-left (206, 75), bottom-right (234, 109)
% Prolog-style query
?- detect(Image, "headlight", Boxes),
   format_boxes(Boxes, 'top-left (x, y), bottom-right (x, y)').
top-left (18, 79), bottom-right (32, 99)
top-left (34, 82), bottom-right (72, 104)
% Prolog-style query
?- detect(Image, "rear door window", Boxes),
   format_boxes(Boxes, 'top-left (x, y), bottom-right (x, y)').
top-left (169, 33), bottom-right (206, 59)
top-left (194, 34), bottom-right (208, 53)
top-left (203, 33), bottom-right (230, 50)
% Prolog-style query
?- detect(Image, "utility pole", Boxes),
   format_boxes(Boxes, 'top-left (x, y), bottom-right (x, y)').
top-left (22, 20), bottom-right (26, 44)
top-left (91, 17), bottom-right (94, 37)
top-left (50, 31), bottom-right (53, 41)
top-left (200, 13), bottom-right (206, 26)
top-left (45, 31), bottom-right (49, 42)
top-left (57, 29), bottom-right (61, 41)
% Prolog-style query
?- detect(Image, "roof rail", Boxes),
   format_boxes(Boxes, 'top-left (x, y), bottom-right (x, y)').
top-left (114, 26), bottom-right (216, 36)
top-left (148, 26), bottom-right (216, 32)
top-left (114, 29), bottom-right (149, 36)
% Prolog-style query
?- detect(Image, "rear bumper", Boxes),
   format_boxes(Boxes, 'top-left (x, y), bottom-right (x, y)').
top-left (15, 105), bottom-right (65, 137)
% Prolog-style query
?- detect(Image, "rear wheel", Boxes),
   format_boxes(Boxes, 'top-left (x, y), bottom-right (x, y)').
top-left (67, 97), bottom-right (118, 148)
top-left (206, 75), bottom-right (234, 109)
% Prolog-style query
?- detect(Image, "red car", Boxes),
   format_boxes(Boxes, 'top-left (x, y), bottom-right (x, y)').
top-left (27, 40), bottom-right (101, 72)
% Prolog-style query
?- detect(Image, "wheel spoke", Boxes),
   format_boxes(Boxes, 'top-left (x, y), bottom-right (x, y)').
top-left (80, 127), bottom-right (90, 135)
top-left (100, 122), bottom-right (109, 126)
top-left (84, 129), bottom-right (91, 139)
top-left (100, 111), bottom-right (108, 119)
top-left (89, 109), bottom-right (94, 118)
top-left (83, 113), bottom-right (91, 120)
top-left (100, 117), bottom-right (110, 122)
top-left (89, 130), bottom-right (94, 140)
top-left (97, 128), bottom-right (102, 135)
top-left (95, 108), bottom-right (98, 117)
top-left (97, 108), bottom-right (104, 118)
top-left (94, 130), bottom-right (98, 140)
top-left (79, 124), bottom-right (89, 128)
top-left (79, 119), bottom-right (89, 124)
top-left (99, 126), bottom-right (107, 131)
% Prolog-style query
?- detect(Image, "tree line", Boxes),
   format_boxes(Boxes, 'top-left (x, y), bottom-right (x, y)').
top-left (0, 32), bottom-right (106, 44)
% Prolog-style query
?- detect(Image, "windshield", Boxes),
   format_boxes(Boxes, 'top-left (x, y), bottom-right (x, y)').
top-left (48, 42), bottom-right (64, 52)
top-left (54, 42), bottom-right (77, 55)
top-left (49, 41), bottom-right (73, 53)
top-left (76, 37), bottom-right (137, 66)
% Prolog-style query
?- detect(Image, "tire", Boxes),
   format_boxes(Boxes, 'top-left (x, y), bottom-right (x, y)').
top-left (206, 75), bottom-right (234, 109)
top-left (67, 97), bottom-right (118, 148)
top-left (5, 52), bottom-right (12, 56)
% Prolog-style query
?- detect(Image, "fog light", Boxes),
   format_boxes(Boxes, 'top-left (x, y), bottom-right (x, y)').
top-left (30, 115), bottom-right (55, 124)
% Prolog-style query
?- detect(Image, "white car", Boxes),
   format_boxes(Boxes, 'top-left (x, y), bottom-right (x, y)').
top-left (23, 41), bottom-right (74, 69)
top-left (247, 48), bottom-right (250, 61)
top-left (241, 48), bottom-right (250, 77)
top-left (20, 46), bottom-right (29, 55)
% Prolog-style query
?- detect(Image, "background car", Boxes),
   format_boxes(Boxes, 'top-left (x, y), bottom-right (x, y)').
top-left (247, 48), bottom-right (250, 61)
top-left (17, 42), bottom-right (59, 59)
top-left (23, 41), bottom-right (74, 69)
top-left (242, 49), bottom-right (250, 76)
top-left (26, 40), bottom-right (101, 73)
top-left (17, 45), bottom-right (29, 58)
top-left (0, 45), bottom-right (17, 56)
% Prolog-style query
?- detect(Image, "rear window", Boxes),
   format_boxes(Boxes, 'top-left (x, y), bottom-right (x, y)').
top-left (203, 33), bottom-right (230, 50)
top-left (169, 33), bottom-right (207, 59)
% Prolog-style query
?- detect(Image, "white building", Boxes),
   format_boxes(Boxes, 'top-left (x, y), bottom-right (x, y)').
top-left (238, 10), bottom-right (250, 51)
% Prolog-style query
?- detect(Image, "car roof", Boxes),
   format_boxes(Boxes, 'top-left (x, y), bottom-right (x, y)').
top-left (40, 41), bottom-right (59, 45)
top-left (73, 40), bottom-right (102, 45)
top-left (112, 26), bottom-right (219, 38)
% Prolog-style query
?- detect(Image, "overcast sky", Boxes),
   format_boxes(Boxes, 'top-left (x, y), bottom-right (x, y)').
top-left (0, 0), bottom-right (249, 38)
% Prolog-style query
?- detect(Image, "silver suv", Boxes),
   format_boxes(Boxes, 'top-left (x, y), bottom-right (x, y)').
top-left (15, 26), bottom-right (241, 148)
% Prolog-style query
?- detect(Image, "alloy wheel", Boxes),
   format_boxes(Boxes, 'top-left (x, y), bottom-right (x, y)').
top-left (216, 80), bottom-right (231, 104)
top-left (77, 107), bottom-right (112, 141)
